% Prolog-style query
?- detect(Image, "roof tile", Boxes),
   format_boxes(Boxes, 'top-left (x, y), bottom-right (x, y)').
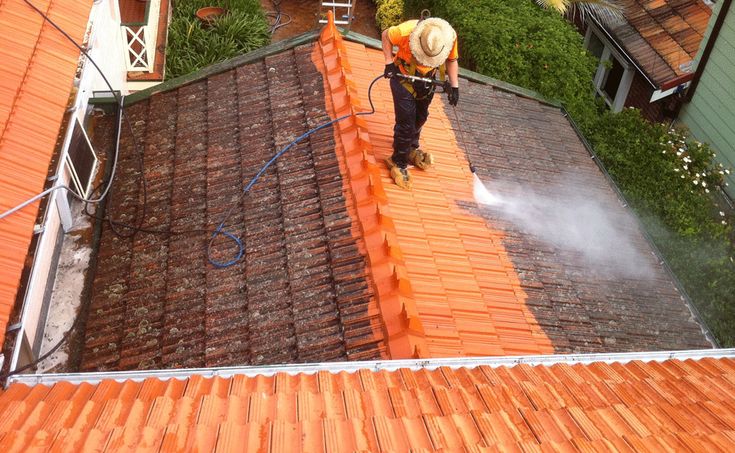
top-left (608, 0), bottom-right (711, 85)
top-left (0, 0), bottom-right (91, 352)
top-left (0, 357), bottom-right (721, 450)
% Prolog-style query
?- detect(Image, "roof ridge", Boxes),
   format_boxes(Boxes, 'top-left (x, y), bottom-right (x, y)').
top-left (314, 12), bottom-right (429, 359)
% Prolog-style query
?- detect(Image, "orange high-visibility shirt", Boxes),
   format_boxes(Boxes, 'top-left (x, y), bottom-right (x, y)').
top-left (387, 20), bottom-right (459, 75)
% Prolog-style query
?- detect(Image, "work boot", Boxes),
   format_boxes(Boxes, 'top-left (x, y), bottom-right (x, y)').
top-left (385, 157), bottom-right (412, 189)
top-left (408, 147), bottom-right (434, 170)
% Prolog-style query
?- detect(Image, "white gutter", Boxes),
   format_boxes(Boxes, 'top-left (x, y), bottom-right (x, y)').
top-left (650, 81), bottom-right (691, 102)
top-left (8, 348), bottom-right (734, 387)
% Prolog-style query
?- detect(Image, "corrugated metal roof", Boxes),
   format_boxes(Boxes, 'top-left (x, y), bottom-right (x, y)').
top-left (0, 0), bottom-right (91, 350)
top-left (1, 352), bottom-right (734, 450)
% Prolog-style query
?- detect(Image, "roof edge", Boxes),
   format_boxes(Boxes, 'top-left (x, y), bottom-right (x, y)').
top-left (121, 30), bottom-right (320, 106)
top-left (8, 348), bottom-right (731, 387)
top-left (340, 29), bottom-right (562, 107)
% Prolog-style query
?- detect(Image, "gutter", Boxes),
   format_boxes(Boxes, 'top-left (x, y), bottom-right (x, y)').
top-left (8, 348), bottom-right (734, 387)
top-left (686, 0), bottom-right (733, 102)
top-left (562, 106), bottom-right (721, 348)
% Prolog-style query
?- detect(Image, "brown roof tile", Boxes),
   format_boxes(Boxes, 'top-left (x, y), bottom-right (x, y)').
top-left (81, 43), bottom-right (388, 371)
top-left (607, 0), bottom-right (712, 86)
top-left (451, 79), bottom-right (711, 352)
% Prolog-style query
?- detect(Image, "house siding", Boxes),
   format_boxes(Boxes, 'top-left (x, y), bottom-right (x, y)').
top-left (680, 1), bottom-right (735, 198)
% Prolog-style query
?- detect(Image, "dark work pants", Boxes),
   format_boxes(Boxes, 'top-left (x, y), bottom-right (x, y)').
top-left (390, 76), bottom-right (434, 168)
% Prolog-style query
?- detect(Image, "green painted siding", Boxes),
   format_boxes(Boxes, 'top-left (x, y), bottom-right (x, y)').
top-left (680, 2), bottom-right (735, 198)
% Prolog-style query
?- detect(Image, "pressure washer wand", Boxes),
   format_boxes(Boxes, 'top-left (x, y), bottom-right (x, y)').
top-left (394, 72), bottom-right (446, 88)
top-left (451, 104), bottom-right (476, 174)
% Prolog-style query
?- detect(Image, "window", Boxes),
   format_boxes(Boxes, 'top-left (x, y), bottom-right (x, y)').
top-left (584, 25), bottom-right (634, 112)
top-left (588, 32), bottom-right (604, 60)
top-left (602, 55), bottom-right (625, 103)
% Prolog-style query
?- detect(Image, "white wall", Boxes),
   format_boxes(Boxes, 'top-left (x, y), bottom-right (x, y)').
top-left (81, 0), bottom-right (128, 98)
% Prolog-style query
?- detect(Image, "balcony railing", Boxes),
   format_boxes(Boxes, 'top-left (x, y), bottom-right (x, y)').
top-left (121, 0), bottom-right (161, 72)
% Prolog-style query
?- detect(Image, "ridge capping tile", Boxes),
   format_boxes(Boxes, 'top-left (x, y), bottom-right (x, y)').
top-left (313, 11), bottom-right (427, 359)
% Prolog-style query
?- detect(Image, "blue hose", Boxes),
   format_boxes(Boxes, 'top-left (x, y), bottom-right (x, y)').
top-left (207, 74), bottom-right (384, 268)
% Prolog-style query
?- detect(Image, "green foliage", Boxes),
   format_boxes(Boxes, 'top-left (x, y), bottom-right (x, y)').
top-left (585, 109), bottom-right (729, 238)
top-left (166, 0), bottom-right (270, 79)
top-left (375, 0), bottom-right (405, 31)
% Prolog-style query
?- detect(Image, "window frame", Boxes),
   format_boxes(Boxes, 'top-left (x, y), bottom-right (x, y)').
top-left (584, 24), bottom-right (635, 112)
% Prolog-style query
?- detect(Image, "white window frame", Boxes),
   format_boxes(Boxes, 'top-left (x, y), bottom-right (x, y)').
top-left (584, 24), bottom-right (635, 113)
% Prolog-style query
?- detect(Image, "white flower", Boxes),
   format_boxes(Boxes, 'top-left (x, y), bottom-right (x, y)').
top-left (694, 180), bottom-right (699, 185)
top-left (702, 181), bottom-right (707, 187)
top-left (662, 150), bottom-right (667, 154)
top-left (696, 173), bottom-right (700, 177)
top-left (720, 211), bottom-right (725, 217)
top-left (705, 188), bottom-right (710, 193)
top-left (681, 175), bottom-right (686, 179)
top-left (723, 220), bottom-right (728, 225)
top-left (674, 168), bottom-right (680, 172)
top-left (684, 165), bottom-right (688, 170)
top-left (726, 169), bottom-right (731, 175)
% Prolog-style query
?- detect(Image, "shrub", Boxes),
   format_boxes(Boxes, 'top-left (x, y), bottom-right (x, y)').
top-left (166, 0), bottom-right (270, 79)
top-left (375, 0), bottom-right (405, 31)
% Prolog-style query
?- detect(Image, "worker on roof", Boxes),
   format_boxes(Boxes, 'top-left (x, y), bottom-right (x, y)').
top-left (382, 15), bottom-right (460, 189)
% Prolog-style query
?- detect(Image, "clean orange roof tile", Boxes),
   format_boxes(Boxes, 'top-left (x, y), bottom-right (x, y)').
top-left (0, 0), bottom-right (91, 351)
top-left (313, 11), bottom-right (553, 360)
top-left (4, 355), bottom-right (733, 451)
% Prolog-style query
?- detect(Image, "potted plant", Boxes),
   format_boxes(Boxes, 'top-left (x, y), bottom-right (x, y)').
top-left (195, 6), bottom-right (226, 26)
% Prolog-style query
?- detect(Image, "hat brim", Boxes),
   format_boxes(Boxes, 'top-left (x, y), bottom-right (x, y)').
top-left (409, 18), bottom-right (456, 68)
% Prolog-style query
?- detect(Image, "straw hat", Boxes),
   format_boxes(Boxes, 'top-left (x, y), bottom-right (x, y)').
top-left (409, 17), bottom-right (456, 67)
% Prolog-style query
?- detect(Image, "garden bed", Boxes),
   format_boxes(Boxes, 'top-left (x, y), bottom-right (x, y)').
top-left (166, 0), bottom-right (271, 79)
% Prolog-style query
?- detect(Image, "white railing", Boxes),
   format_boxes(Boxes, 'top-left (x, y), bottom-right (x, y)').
top-left (121, 0), bottom-right (161, 72)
